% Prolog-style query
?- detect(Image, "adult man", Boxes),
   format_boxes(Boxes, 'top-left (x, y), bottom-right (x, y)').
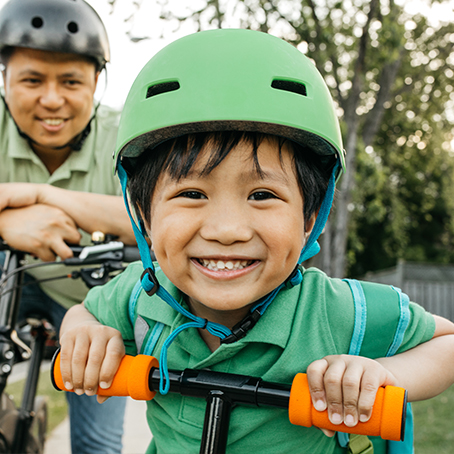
top-left (0, 0), bottom-right (135, 452)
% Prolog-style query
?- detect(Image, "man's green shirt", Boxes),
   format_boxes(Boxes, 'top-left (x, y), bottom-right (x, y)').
top-left (0, 99), bottom-right (122, 308)
top-left (85, 262), bottom-right (435, 454)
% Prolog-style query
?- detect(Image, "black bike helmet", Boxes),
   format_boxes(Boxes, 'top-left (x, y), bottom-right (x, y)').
top-left (0, 0), bottom-right (110, 70)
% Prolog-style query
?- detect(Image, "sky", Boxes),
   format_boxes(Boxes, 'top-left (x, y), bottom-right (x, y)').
top-left (0, 0), bottom-right (453, 109)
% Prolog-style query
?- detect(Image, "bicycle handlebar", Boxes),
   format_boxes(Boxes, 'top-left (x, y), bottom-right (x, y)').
top-left (51, 352), bottom-right (407, 441)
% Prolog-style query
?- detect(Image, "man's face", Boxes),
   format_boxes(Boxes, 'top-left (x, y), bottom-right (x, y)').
top-left (2, 47), bottom-right (98, 150)
top-left (148, 138), bottom-right (315, 328)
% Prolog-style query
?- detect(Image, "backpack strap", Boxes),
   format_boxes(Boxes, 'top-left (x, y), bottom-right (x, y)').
top-left (129, 278), bottom-right (165, 355)
top-left (344, 279), bottom-right (367, 356)
top-left (335, 279), bottom-right (373, 453)
top-left (386, 286), bottom-right (410, 357)
top-left (341, 279), bottom-right (415, 454)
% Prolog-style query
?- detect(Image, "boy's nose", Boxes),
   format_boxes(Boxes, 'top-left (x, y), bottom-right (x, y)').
top-left (200, 205), bottom-right (254, 245)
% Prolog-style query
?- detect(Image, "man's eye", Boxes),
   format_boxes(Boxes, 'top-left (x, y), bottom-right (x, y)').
top-left (64, 80), bottom-right (81, 86)
top-left (23, 78), bottom-right (40, 84)
top-left (249, 191), bottom-right (277, 201)
top-left (178, 191), bottom-right (206, 199)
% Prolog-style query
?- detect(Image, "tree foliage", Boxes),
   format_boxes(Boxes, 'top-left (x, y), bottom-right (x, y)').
top-left (109, 0), bottom-right (454, 277)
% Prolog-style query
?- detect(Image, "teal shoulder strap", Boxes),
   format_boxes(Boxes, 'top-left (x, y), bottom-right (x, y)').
top-left (344, 279), bottom-right (367, 356)
top-left (129, 278), bottom-right (165, 355)
top-left (340, 279), bottom-right (414, 454)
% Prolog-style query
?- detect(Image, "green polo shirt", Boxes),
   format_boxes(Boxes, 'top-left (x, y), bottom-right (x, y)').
top-left (85, 263), bottom-right (435, 454)
top-left (0, 98), bottom-right (122, 308)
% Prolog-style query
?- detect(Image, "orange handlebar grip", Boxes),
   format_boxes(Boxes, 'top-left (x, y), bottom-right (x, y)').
top-left (51, 352), bottom-right (159, 401)
top-left (288, 373), bottom-right (407, 441)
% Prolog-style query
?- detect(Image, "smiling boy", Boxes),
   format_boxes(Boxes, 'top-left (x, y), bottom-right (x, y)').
top-left (58, 29), bottom-right (454, 453)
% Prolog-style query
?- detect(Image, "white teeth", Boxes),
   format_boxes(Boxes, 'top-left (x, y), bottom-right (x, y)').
top-left (200, 259), bottom-right (251, 271)
top-left (43, 118), bottom-right (64, 126)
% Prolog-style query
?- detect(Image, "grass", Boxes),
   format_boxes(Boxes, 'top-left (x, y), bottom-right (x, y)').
top-left (413, 383), bottom-right (454, 453)
top-left (5, 367), bottom-right (68, 434)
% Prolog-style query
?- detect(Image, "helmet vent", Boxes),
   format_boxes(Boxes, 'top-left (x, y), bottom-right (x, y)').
top-left (67, 22), bottom-right (79, 34)
top-left (31, 17), bottom-right (44, 29)
top-left (271, 79), bottom-right (307, 97)
top-left (146, 81), bottom-right (180, 99)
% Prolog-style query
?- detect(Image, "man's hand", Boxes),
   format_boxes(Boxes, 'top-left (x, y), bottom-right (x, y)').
top-left (0, 204), bottom-right (81, 261)
top-left (0, 182), bottom-right (136, 245)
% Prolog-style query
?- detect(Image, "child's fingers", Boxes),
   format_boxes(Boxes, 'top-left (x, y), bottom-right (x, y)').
top-left (70, 335), bottom-right (91, 395)
top-left (83, 337), bottom-right (109, 395)
top-left (98, 336), bottom-right (126, 389)
top-left (340, 363), bottom-right (364, 427)
top-left (306, 359), bottom-right (329, 412)
top-left (357, 369), bottom-right (382, 423)
top-left (322, 361), bottom-right (347, 425)
top-left (59, 340), bottom-right (75, 390)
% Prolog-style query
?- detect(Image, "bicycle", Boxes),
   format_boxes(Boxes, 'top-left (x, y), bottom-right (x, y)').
top-left (0, 234), bottom-right (140, 454)
top-left (52, 353), bottom-right (408, 454)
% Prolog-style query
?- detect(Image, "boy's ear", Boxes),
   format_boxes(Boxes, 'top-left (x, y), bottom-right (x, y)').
top-left (304, 212), bottom-right (317, 237)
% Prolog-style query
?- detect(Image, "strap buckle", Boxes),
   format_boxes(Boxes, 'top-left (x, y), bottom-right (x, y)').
top-left (220, 308), bottom-right (262, 344)
top-left (348, 434), bottom-right (374, 454)
top-left (141, 268), bottom-right (160, 296)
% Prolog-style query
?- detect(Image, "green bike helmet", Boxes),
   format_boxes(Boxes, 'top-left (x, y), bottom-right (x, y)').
top-left (0, 0), bottom-right (110, 70)
top-left (114, 28), bottom-right (345, 175)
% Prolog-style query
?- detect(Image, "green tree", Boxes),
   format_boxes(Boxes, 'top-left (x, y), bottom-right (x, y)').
top-left (349, 11), bottom-right (454, 275)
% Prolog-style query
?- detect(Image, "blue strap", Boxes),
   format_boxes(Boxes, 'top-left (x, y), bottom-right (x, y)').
top-left (299, 162), bottom-right (338, 263)
top-left (386, 286), bottom-right (410, 357)
top-left (118, 163), bottom-right (155, 273)
top-left (143, 322), bottom-right (165, 356)
top-left (336, 279), bottom-right (368, 449)
top-left (128, 279), bottom-right (143, 325)
top-left (343, 279), bottom-right (367, 356)
top-left (387, 287), bottom-right (414, 453)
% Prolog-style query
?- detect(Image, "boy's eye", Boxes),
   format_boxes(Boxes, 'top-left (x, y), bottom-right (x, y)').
top-left (249, 191), bottom-right (277, 201)
top-left (178, 191), bottom-right (207, 199)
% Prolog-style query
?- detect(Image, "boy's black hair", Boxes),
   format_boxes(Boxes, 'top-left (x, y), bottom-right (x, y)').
top-left (126, 131), bottom-right (335, 228)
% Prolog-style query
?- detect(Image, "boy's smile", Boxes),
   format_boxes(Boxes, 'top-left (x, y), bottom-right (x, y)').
top-left (149, 138), bottom-right (314, 329)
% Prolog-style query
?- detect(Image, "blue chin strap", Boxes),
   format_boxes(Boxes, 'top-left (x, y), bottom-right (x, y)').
top-left (116, 159), bottom-right (338, 394)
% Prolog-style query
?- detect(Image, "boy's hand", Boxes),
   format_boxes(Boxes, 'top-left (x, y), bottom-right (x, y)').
top-left (59, 306), bottom-right (125, 404)
top-left (306, 355), bottom-right (396, 436)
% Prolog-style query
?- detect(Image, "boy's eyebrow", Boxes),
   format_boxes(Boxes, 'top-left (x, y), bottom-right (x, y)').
top-left (242, 169), bottom-right (290, 185)
top-left (182, 165), bottom-right (291, 185)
